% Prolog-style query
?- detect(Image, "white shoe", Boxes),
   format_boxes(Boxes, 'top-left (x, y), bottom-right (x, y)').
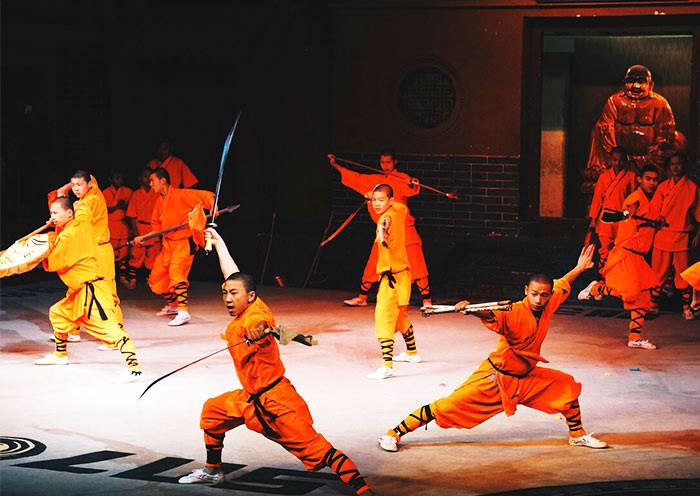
top-left (34, 354), bottom-right (69, 365)
top-left (343, 296), bottom-right (368, 307)
top-left (156, 304), bottom-right (178, 316)
top-left (628, 339), bottom-right (657, 350)
top-left (393, 352), bottom-right (421, 363)
top-left (577, 280), bottom-right (598, 301)
top-left (97, 344), bottom-right (118, 351)
top-left (49, 334), bottom-right (80, 343)
top-left (367, 366), bottom-right (393, 380)
top-left (569, 432), bottom-right (608, 449)
top-left (378, 434), bottom-right (399, 452)
top-left (168, 310), bottom-right (191, 326)
top-left (178, 468), bottom-right (225, 485)
top-left (111, 370), bottom-right (143, 384)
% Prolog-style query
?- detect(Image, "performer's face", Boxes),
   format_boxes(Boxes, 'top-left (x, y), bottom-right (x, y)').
top-left (140, 170), bottom-right (151, 188)
top-left (639, 171), bottom-right (659, 195)
top-left (668, 156), bottom-right (685, 179)
top-left (149, 174), bottom-right (167, 194)
top-left (70, 177), bottom-right (89, 199)
top-left (609, 151), bottom-right (624, 170)
top-left (157, 142), bottom-right (171, 161)
top-left (524, 281), bottom-right (552, 312)
top-left (110, 172), bottom-right (124, 188)
top-left (379, 155), bottom-right (397, 173)
top-left (623, 75), bottom-right (652, 100)
top-left (222, 279), bottom-right (255, 317)
top-left (371, 190), bottom-right (393, 215)
top-left (49, 203), bottom-right (73, 227)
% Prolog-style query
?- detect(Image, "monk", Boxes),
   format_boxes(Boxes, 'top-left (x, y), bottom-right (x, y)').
top-left (587, 146), bottom-right (636, 267)
top-left (124, 168), bottom-right (160, 289)
top-left (34, 197), bottom-right (143, 383)
top-left (50, 171), bottom-right (126, 347)
top-left (329, 151), bottom-right (432, 308)
top-left (177, 228), bottom-right (372, 495)
top-left (133, 168), bottom-right (214, 326)
top-left (579, 165), bottom-right (662, 349)
top-left (377, 244), bottom-right (607, 452)
top-left (365, 184), bottom-right (420, 380)
top-left (103, 171), bottom-right (133, 270)
top-left (650, 152), bottom-right (700, 320)
top-left (147, 141), bottom-right (198, 188)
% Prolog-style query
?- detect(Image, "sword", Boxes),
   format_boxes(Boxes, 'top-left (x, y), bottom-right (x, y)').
top-left (205, 111), bottom-right (242, 254)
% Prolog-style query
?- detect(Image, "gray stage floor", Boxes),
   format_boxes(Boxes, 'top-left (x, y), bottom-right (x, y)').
top-left (1, 280), bottom-right (699, 496)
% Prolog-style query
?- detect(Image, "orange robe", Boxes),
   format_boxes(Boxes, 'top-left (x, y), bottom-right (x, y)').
top-left (588, 168), bottom-right (636, 260)
top-left (601, 188), bottom-right (660, 309)
top-left (651, 176), bottom-right (700, 290)
top-left (432, 279), bottom-right (581, 428)
top-left (374, 202), bottom-right (412, 339)
top-left (103, 185), bottom-right (133, 262)
top-left (681, 261), bottom-right (700, 290)
top-left (148, 188), bottom-right (214, 295)
top-left (338, 166), bottom-right (428, 283)
top-left (148, 156), bottom-right (198, 188)
top-left (200, 297), bottom-right (333, 470)
top-left (126, 186), bottom-right (160, 270)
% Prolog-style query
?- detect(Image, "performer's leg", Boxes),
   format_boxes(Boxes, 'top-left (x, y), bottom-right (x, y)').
top-left (651, 248), bottom-right (673, 310)
top-left (166, 241), bottom-right (195, 326)
top-left (670, 251), bottom-right (692, 317)
top-left (623, 291), bottom-right (656, 350)
top-left (372, 275), bottom-right (399, 375)
top-left (321, 448), bottom-right (370, 495)
top-left (149, 249), bottom-right (177, 314)
top-left (42, 299), bottom-right (77, 361)
top-left (406, 243), bottom-right (431, 306)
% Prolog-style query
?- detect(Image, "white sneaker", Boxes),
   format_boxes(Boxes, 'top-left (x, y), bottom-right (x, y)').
top-left (628, 339), bottom-right (657, 350)
top-left (34, 354), bottom-right (69, 365)
top-left (168, 310), bottom-right (191, 326)
top-left (367, 366), bottom-right (393, 380)
top-left (569, 433), bottom-right (608, 449)
top-left (378, 434), bottom-right (399, 452)
top-left (156, 304), bottom-right (178, 316)
top-left (577, 280), bottom-right (598, 301)
top-left (49, 334), bottom-right (80, 343)
top-left (111, 370), bottom-right (143, 384)
top-left (393, 352), bottom-right (421, 363)
top-left (178, 468), bottom-right (225, 485)
top-left (343, 296), bottom-right (368, 307)
top-left (97, 344), bottom-right (118, 351)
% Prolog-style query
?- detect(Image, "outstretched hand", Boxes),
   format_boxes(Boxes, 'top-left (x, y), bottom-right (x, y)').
top-left (454, 300), bottom-right (471, 312)
top-left (327, 153), bottom-right (340, 169)
top-left (577, 244), bottom-right (595, 271)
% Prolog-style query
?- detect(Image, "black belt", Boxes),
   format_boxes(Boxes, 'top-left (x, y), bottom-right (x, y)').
top-left (137, 220), bottom-right (151, 225)
top-left (380, 271), bottom-right (397, 289)
top-left (247, 377), bottom-right (283, 438)
top-left (624, 247), bottom-right (646, 256)
top-left (487, 358), bottom-right (529, 379)
top-left (83, 278), bottom-right (108, 321)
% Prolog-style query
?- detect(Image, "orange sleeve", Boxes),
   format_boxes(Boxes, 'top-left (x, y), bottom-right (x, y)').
top-left (184, 189), bottom-right (215, 210)
top-left (339, 167), bottom-right (383, 196)
top-left (126, 190), bottom-right (139, 218)
top-left (588, 173), bottom-right (607, 219)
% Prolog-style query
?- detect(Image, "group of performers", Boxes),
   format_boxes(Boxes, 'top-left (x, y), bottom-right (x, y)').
top-left (17, 139), bottom-right (698, 492)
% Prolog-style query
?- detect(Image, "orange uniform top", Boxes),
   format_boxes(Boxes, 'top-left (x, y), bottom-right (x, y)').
top-left (43, 218), bottom-right (100, 290)
top-left (126, 187), bottom-right (159, 223)
top-left (588, 168), bottom-right (636, 220)
top-left (481, 278), bottom-right (571, 378)
top-left (651, 176), bottom-right (700, 251)
top-left (48, 176), bottom-right (110, 245)
top-left (148, 156), bottom-right (198, 188)
top-left (612, 188), bottom-right (660, 257)
top-left (103, 185), bottom-right (133, 222)
top-left (375, 202), bottom-right (410, 274)
top-left (339, 166), bottom-right (422, 245)
top-left (151, 188), bottom-right (215, 240)
top-left (224, 297), bottom-right (282, 394)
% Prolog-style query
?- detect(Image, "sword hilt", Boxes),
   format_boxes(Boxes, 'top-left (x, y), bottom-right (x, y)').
top-left (204, 222), bottom-right (218, 254)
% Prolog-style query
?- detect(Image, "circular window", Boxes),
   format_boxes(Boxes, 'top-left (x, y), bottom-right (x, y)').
top-left (397, 66), bottom-right (456, 129)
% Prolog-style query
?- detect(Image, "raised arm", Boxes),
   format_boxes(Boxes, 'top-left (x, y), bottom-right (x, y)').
top-left (205, 227), bottom-right (239, 279)
top-left (562, 244), bottom-right (595, 286)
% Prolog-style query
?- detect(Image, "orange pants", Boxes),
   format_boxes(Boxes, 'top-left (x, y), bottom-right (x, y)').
top-left (200, 380), bottom-right (333, 471)
top-left (129, 222), bottom-right (160, 271)
top-left (432, 364), bottom-right (581, 429)
top-left (148, 237), bottom-right (195, 295)
top-left (652, 248), bottom-right (690, 290)
top-left (602, 254), bottom-right (659, 310)
top-left (681, 262), bottom-right (700, 290)
top-left (109, 220), bottom-right (130, 262)
top-left (375, 270), bottom-right (412, 339)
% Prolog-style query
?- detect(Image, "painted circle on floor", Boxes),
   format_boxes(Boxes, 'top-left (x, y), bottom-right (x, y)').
top-left (483, 478), bottom-right (700, 495)
top-left (0, 436), bottom-right (47, 460)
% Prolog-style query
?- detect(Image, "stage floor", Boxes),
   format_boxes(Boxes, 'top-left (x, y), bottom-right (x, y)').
top-left (1, 280), bottom-right (699, 496)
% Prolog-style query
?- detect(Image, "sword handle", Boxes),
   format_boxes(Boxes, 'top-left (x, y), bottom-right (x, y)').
top-left (204, 222), bottom-right (217, 254)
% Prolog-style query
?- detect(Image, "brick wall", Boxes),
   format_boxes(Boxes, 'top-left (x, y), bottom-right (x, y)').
top-left (331, 152), bottom-right (521, 238)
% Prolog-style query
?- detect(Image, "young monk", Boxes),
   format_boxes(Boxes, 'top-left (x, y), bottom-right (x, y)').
top-left (103, 170), bottom-right (133, 272)
top-left (579, 165), bottom-right (662, 350)
top-left (50, 171), bottom-right (126, 346)
top-left (177, 228), bottom-right (372, 495)
top-left (650, 152), bottom-right (700, 320)
top-left (587, 146), bottom-right (636, 268)
top-left (133, 168), bottom-right (214, 326)
top-left (378, 244), bottom-right (608, 452)
top-left (124, 168), bottom-right (160, 289)
top-left (147, 140), bottom-right (198, 188)
top-left (329, 151), bottom-right (432, 307)
top-left (366, 184), bottom-right (420, 380)
top-left (34, 197), bottom-right (143, 383)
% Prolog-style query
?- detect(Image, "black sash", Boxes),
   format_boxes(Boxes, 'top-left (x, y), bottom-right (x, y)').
top-left (247, 376), bottom-right (284, 438)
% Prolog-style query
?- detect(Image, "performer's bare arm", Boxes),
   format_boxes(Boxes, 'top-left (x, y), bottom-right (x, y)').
top-left (205, 227), bottom-right (239, 279)
top-left (561, 244), bottom-right (595, 286)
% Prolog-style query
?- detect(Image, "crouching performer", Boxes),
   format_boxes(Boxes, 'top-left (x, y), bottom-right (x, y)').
top-left (378, 245), bottom-right (608, 452)
top-left (178, 228), bottom-right (372, 495)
